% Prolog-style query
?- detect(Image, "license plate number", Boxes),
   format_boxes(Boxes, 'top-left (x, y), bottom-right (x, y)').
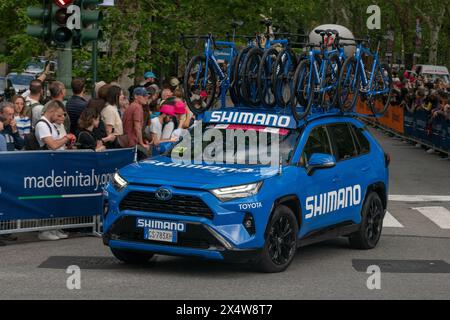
top-left (145, 229), bottom-right (177, 243)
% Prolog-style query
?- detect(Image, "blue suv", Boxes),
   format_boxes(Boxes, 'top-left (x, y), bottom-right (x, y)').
top-left (102, 110), bottom-right (389, 273)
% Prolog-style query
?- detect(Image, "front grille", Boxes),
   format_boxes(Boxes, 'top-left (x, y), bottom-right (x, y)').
top-left (119, 191), bottom-right (214, 219)
top-left (109, 216), bottom-right (224, 250)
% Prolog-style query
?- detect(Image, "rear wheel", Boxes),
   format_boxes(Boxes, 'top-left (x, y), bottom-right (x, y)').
top-left (273, 48), bottom-right (298, 108)
top-left (337, 56), bottom-right (359, 112)
top-left (257, 48), bottom-right (278, 108)
top-left (242, 47), bottom-right (263, 107)
top-left (232, 47), bottom-right (251, 104)
top-left (254, 205), bottom-right (298, 273)
top-left (290, 59), bottom-right (314, 121)
top-left (111, 248), bottom-right (155, 264)
top-left (319, 53), bottom-right (341, 111)
top-left (349, 192), bottom-right (384, 249)
top-left (183, 55), bottom-right (217, 115)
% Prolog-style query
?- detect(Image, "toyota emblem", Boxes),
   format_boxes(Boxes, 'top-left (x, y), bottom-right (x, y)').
top-left (155, 187), bottom-right (173, 201)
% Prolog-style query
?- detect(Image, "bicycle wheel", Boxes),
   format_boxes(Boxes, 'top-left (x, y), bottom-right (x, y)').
top-left (257, 48), bottom-right (278, 108)
top-left (273, 48), bottom-right (298, 107)
top-left (367, 63), bottom-right (393, 117)
top-left (231, 47), bottom-right (251, 105)
top-left (183, 55), bottom-right (217, 115)
top-left (229, 55), bottom-right (240, 105)
top-left (319, 53), bottom-right (341, 111)
top-left (337, 56), bottom-right (359, 112)
top-left (242, 47), bottom-right (263, 107)
top-left (290, 59), bottom-right (314, 121)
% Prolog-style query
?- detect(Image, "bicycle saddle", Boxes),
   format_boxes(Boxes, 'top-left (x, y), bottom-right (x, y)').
top-left (314, 29), bottom-right (326, 35)
top-left (261, 19), bottom-right (273, 27)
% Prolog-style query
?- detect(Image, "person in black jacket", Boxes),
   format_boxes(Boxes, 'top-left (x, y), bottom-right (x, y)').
top-left (66, 78), bottom-right (88, 134)
top-left (0, 101), bottom-right (24, 151)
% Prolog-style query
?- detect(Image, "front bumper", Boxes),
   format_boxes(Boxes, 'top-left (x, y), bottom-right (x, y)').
top-left (103, 183), bottom-right (271, 262)
top-left (102, 216), bottom-right (261, 263)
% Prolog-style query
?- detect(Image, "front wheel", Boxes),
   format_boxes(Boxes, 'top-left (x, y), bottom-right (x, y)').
top-left (183, 55), bottom-right (217, 115)
top-left (254, 205), bottom-right (298, 273)
top-left (241, 47), bottom-right (264, 107)
top-left (367, 63), bottom-right (393, 117)
top-left (337, 56), bottom-right (359, 112)
top-left (349, 192), bottom-right (384, 249)
top-left (111, 248), bottom-right (155, 264)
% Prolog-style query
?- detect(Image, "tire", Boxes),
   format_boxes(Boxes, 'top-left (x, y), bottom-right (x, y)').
top-left (290, 59), bottom-right (314, 121)
top-left (273, 48), bottom-right (298, 107)
top-left (183, 55), bottom-right (217, 115)
top-left (349, 192), bottom-right (384, 250)
top-left (257, 48), bottom-right (278, 107)
top-left (337, 56), bottom-right (359, 112)
top-left (111, 248), bottom-right (155, 264)
top-left (318, 53), bottom-right (341, 111)
top-left (241, 47), bottom-right (264, 107)
top-left (254, 205), bottom-right (298, 273)
top-left (233, 47), bottom-right (252, 104)
top-left (367, 63), bottom-right (393, 117)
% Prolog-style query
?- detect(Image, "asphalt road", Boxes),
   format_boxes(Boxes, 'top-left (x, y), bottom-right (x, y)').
top-left (1, 126), bottom-right (450, 300)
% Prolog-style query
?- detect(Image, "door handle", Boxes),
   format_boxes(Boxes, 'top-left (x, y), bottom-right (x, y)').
top-left (332, 177), bottom-right (342, 183)
top-left (361, 167), bottom-right (370, 172)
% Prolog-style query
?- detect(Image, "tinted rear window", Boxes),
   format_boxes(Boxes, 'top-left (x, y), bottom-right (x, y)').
top-left (328, 123), bottom-right (358, 161)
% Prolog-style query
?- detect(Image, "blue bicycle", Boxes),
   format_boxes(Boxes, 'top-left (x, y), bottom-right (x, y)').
top-left (241, 19), bottom-right (298, 107)
top-left (183, 29), bottom-right (240, 114)
top-left (337, 38), bottom-right (392, 116)
top-left (290, 29), bottom-right (344, 120)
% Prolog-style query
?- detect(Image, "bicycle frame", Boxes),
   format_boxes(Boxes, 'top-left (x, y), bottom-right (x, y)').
top-left (353, 45), bottom-right (390, 96)
top-left (201, 35), bottom-right (238, 107)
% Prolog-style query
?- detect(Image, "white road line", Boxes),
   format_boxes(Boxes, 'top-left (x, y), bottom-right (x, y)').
top-left (383, 211), bottom-right (404, 228)
top-left (389, 195), bottom-right (450, 202)
top-left (412, 207), bottom-right (450, 229)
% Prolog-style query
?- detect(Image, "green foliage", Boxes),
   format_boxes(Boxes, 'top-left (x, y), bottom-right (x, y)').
top-left (0, 0), bottom-right (448, 80)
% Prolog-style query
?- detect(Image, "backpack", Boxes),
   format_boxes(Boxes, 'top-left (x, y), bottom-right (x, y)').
top-left (24, 119), bottom-right (52, 151)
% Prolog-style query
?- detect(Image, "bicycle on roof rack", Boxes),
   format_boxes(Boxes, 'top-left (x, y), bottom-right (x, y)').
top-left (290, 29), bottom-right (346, 121)
top-left (240, 19), bottom-right (299, 108)
top-left (182, 21), bottom-right (244, 115)
top-left (337, 36), bottom-right (393, 117)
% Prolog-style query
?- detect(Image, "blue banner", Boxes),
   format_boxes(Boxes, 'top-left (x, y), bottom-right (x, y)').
top-left (0, 149), bottom-right (135, 221)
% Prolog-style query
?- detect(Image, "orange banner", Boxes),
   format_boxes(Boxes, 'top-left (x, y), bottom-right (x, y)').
top-left (356, 99), bottom-right (404, 134)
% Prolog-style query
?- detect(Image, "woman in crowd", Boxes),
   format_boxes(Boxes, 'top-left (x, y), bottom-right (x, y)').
top-left (77, 108), bottom-right (106, 152)
top-left (86, 98), bottom-right (117, 149)
top-left (0, 115), bottom-right (7, 152)
top-left (12, 95), bottom-right (31, 139)
top-left (102, 85), bottom-right (124, 138)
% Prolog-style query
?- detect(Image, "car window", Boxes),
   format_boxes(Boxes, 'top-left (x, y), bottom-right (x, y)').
top-left (300, 126), bottom-right (332, 166)
top-left (351, 125), bottom-right (370, 155)
top-left (327, 123), bottom-right (358, 161)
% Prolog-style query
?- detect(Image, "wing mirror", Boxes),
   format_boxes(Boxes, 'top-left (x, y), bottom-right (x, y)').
top-left (306, 153), bottom-right (336, 176)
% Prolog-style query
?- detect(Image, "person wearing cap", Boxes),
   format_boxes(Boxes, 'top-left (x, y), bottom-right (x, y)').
top-left (171, 100), bottom-right (190, 140)
top-left (122, 87), bottom-right (150, 152)
top-left (144, 71), bottom-right (157, 85)
top-left (149, 104), bottom-right (177, 146)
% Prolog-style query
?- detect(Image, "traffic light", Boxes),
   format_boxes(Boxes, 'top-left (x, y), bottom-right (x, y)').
top-left (73, 0), bottom-right (103, 47)
top-left (52, 0), bottom-right (74, 46)
top-left (26, 0), bottom-right (52, 42)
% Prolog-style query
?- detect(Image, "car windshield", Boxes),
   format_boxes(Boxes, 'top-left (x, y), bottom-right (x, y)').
top-left (165, 122), bottom-right (301, 166)
top-left (9, 74), bottom-right (34, 86)
top-left (0, 79), bottom-right (5, 91)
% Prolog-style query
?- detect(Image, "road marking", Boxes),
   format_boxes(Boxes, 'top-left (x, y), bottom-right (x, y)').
top-left (383, 211), bottom-right (404, 228)
top-left (412, 207), bottom-right (450, 229)
top-left (389, 195), bottom-right (450, 202)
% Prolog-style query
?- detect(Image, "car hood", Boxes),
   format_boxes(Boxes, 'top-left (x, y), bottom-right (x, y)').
top-left (119, 156), bottom-right (281, 189)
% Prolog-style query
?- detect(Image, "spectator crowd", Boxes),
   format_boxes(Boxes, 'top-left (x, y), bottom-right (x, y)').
top-left (0, 68), bottom-right (195, 243)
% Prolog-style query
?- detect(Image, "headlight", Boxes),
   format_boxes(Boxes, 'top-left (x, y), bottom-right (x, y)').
top-left (112, 172), bottom-right (128, 191)
top-left (211, 182), bottom-right (263, 202)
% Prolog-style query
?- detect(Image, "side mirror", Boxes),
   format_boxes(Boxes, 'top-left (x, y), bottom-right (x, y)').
top-left (306, 153), bottom-right (336, 176)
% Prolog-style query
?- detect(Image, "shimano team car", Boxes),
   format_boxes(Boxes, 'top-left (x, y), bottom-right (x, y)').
top-left (102, 108), bottom-right (389, 273)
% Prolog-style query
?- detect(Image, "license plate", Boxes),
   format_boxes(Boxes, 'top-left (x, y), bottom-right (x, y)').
top-left (145, 228), bottom-right (177, 243)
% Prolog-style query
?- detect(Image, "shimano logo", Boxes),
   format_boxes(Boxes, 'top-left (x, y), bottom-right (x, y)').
top-left (136, 219), bottom-right (186, 232)
top-left (305, 185), bottom-right (362, 220)
top-left (209, 111), bottom-right (292, 128)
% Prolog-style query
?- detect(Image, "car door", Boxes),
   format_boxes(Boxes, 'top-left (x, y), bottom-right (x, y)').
top-left (326, 122), bottom-right (363, 225)
top-left (297, 125), bottom-right (341, 235)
